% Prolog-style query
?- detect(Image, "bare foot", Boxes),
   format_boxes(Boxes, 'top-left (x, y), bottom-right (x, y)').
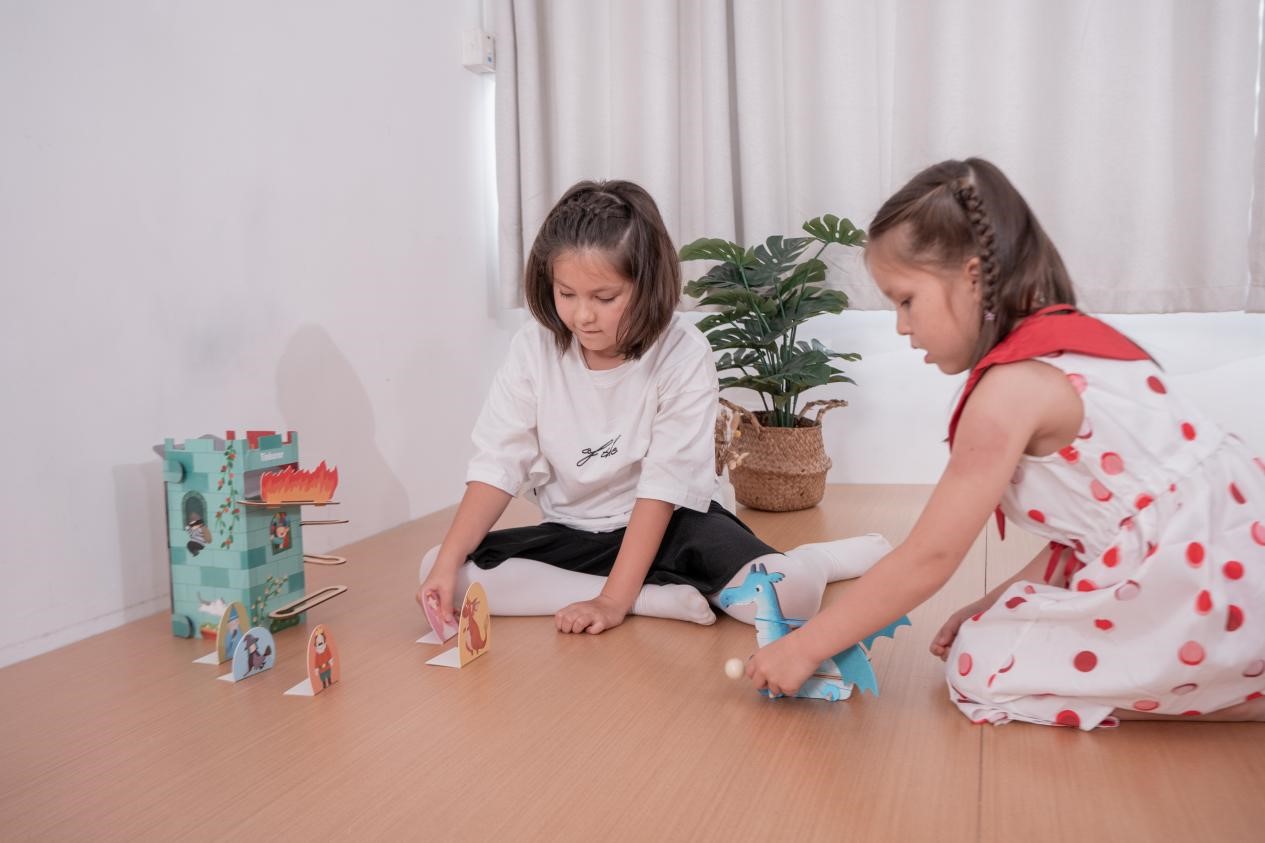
top-left (1114, 695), bottom-right (1265, 722)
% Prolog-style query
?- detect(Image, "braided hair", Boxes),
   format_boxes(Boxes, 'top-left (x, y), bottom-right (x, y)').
top-left (952, 179), bottom-right (999, 321)
top-left (868, 158), bottom-right (1075, 366)
top-left (525, 180), bottom-right (680, 358)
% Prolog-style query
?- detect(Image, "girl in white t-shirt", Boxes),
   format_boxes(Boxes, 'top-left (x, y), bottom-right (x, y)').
top-left (417, 180), bottom-right (889, 635)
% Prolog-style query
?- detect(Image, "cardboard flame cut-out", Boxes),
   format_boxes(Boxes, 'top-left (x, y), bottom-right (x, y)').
top-left (261, 461), bottom-right (339, 503)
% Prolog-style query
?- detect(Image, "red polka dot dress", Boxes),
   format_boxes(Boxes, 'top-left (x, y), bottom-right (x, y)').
top-left (945, 319), bottom-right (1265, 730)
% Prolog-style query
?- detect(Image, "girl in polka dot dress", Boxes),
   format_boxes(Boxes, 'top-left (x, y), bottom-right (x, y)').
top-left (744, 158), bottom-right (1265, 729)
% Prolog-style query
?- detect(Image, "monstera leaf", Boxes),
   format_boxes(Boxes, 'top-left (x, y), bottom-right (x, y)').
top-left (802, 214), bottom-right (867, 247)
top-left (681, 215), bottom-right (865, 426)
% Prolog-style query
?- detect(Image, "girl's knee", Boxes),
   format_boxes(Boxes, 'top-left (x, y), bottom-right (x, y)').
top-left (944, 628), bottom-right (1005, 703)
top-left (769, 552), bottom-right (827, 608)
top-left (714, 552), bottom-right (827, 623)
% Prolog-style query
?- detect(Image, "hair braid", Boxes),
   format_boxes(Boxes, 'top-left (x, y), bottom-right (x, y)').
top-left (523, 179), bottom-right (680, 359)
top-left (554, 189), bottom-right (629, 225)
top-left (952, 178), bottom-right (999, 322)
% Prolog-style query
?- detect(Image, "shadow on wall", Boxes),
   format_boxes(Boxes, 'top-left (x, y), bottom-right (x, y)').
top-left (276, 325), bottom-right (410, 541)
top-left (112, 461), bottom-right (174, 619)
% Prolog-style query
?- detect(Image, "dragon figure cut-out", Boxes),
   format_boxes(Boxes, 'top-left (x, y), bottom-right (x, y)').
top-left (719, 562), bottom-right (910, 700)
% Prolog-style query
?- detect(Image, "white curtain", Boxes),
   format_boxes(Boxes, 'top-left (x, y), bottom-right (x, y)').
top-left (494, 0), bottom-right (1262, 313)
top-left (1249, 0), bottom-right (1265, 313)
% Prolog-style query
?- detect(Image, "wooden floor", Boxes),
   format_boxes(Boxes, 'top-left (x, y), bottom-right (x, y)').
top-left (1, 485), bottom-right (1261, 841)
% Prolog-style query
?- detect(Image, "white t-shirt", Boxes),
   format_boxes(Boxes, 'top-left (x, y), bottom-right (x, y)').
top-left (466, 313), bottom-right (719, 532)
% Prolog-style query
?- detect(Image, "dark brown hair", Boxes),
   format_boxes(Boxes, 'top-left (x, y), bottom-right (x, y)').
top-left (868, 158), bottom-right (1076, 366)
top-left (524, 180), bottom-right (679, 358)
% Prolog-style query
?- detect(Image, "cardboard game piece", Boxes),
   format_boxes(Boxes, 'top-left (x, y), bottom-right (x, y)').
top-left (284, 624), bottom-right (340, 696)
top-left (237, 499), bottom-right (340, 508)
top-left (192, 601), bottom-right (249, 664)
top-left (268, 585), bottom-right (348, 620)
top-left (302, 553), bottom-right (347, 566)
top-left (719, 562), bottom-right (910, 700)
top-left (218, 626), bottom-right (277, 682)
top-left (259, 461), bottom-right (339, 504)
top-left (417, 586), bottom-right (460, 645)
top-left (425, 583), bottom-right (490, 668)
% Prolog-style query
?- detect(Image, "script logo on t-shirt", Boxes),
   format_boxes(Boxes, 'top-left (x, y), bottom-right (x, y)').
top-left (576, 435), bottom-right (621, 467)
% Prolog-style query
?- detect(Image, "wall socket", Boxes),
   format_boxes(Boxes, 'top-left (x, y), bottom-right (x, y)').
top-left (462, 29), bottom-right (495, 74)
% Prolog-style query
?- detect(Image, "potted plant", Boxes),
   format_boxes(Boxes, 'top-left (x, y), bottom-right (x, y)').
top-left (681, 215), bottom-right (865, 511)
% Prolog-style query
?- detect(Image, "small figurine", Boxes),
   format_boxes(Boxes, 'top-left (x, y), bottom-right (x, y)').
top-left (226, 626), bottom-right (277, 682)
top-left (311, 626), bottom-right (336, 689)
top-left (719, 562), bottom-right (909, 699)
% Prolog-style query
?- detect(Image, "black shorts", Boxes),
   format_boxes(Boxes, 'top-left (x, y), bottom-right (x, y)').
top-left (468, 501), bottom-right (777, 594)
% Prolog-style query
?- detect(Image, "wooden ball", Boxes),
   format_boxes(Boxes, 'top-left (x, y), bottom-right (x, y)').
top-left (724, 657), bottom-right (744, 680)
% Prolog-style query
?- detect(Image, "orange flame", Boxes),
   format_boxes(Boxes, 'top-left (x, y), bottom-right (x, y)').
top-left (261, 461), bottom-right (339, 503)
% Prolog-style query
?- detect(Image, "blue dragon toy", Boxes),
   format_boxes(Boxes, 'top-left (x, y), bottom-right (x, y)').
top-left (719, 562), bottom-right (910, 700)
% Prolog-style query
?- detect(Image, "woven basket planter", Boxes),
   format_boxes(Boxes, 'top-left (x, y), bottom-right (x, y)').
top-left (715, 397), bottom-right (847, 512)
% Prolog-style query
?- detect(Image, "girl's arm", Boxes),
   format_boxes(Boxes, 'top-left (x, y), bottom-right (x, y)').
top-left (555, 497), bottom-right (675, 634)
top-left (748, 361), bottom-right (1080, 696)
top-left (418, 481), bottom-right (512, 624)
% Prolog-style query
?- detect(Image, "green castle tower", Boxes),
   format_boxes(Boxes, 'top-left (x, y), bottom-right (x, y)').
top-left (162, 430), bottom-right (307, 638)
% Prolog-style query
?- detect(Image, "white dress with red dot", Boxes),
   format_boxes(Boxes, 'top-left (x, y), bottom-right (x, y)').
top-left (947, 331), bottom-right (1265, 730)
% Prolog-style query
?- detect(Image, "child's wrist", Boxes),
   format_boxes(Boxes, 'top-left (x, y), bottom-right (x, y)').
top-left (431, 552), bottom-right (464, 575)
top-left (596, 589), bottom-right (634, 614)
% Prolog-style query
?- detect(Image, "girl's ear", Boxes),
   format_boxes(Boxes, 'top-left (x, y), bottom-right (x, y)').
top-left (963, 256), bottom-right (983, 301)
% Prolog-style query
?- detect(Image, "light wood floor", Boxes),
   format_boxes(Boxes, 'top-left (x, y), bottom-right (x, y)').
top-left (1, 485), bottom-right (1261, 841)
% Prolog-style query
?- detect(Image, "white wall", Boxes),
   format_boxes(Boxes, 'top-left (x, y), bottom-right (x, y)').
top-left (0, 1), bottom-right (522, 667)
top-left (3, 3), bottom-right (1261, 668)
top-left (800, 311), bottom-right (1265, 484)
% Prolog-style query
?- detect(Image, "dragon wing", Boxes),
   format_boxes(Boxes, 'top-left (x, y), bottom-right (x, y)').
top-left (861, 615), bottom-right (911, 650)
top-left (829, 616), bottom-right (912, 697)
top-left (830, 644), bottom-right (877, 696)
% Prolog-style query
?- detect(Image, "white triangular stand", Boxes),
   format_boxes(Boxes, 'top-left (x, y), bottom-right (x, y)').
top-left (217, 672), bottom-right (239, 682)
top-left (283, 678), bottom-right (316, 696)
top-left (425, 647), bottom-right (463, 668)
top-left (416, 631), bottom-right (443, 645)
top-left (193, 652), bottom-right (219, 664)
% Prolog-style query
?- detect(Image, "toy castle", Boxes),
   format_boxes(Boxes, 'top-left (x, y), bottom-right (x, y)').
top-left (161, 430), bottom-right (337, 638)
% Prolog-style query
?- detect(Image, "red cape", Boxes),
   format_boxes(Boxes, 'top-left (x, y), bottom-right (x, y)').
top-left (948, 305), bottom-right (1151, 447)
top-left (946, 304), bottom-right (1152, 540)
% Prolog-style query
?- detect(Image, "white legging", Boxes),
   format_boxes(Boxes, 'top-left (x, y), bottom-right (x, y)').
top-left (417, 533), bottom-right (891, 627)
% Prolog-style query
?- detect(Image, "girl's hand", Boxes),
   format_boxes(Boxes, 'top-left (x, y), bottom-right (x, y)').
top-left (746, 632), bottom-right (821, 698)
top-left (417, 565), bottom-right (458, 627)
top-left (930, 595), bottom-right (993, 661)
top-left (555, 594), bottom-right (628, 635)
